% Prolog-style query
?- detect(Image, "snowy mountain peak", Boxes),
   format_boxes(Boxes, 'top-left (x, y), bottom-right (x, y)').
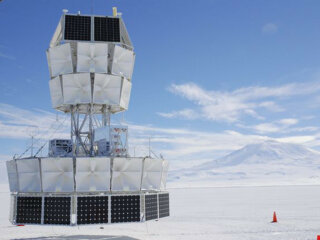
top-left (198, 140), bottom-right (320, 169)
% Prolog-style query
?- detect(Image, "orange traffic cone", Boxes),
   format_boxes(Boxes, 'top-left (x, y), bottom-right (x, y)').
top-left (271, 211), bottom-right (277, 223)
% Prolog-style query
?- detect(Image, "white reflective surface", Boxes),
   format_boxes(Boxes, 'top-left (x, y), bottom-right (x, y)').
top-left (120, 78), bottom-right (132, 110)
top-left (112, 158), bottom-right (142, 191)
top-left (93, 74), bottom-right (122, 105)
top-left (112, 45), bottom-right (135, 80)
top-left (9, 156), bottom-right (168, 193)
top-left (161, 160), bottom-right (169, 190)
top-left (77, 42), bottom-right (109, 73)
top-left (6, 161), bottom-right (18, 192)
top-left (49, 76), bottom-right (63, 108)
top-left (63, 73), bottom-right (91, 104)
top-left (16, 159), bottom-right (41, 192)
top-left (141, 158), bottom-right (163, 190)
top-left (48, 43), bottom-right (73, 77)
top-left (76, 157), bottom-right (110, 191)
top-left (41, 157), bottom-right (74, 192)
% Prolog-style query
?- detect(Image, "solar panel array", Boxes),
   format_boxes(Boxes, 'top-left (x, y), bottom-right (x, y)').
top-left (64, 15), bottom-right (91, 41)
top-left (77, 196), bottom-right (108, 224)
top-left (44, 197), bottom-right (71, 225)
top-left (14, 193), bottom-right (169, 225)
top-left (145, 194), bottom-right (158, 221)
top-left (94, 17), bottom-right (120, 42)
top-left (63, 15), bottom-right (120, 42)
top-left (159, 193), bottom-right (170, 218)
top-left (111, 195), bottom-right (140, 223)
top-left (16, 197), bottom-right (42, 224)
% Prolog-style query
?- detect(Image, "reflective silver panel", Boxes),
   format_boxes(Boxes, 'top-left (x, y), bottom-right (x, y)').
top-left (120, 78), bottom-right (132, 110)
top-left (112, 158), bottom-right (142, 191)
top-left (93, 74), bottom-right (122, 105)
top-left (76, 157), bottom-right (111, 191)
top-left (62, 73), bottom-right (91, 104)
top-left (141, 158), bottom-right (162, 190)
top-left (161, 160), bottom-right (169, 190)
top-left (16, 158), bottom-right (41, 192)
top-left (77, 42), bottom-right (109, 73)
top-left (41, 158), bottom-right (74, 192)
top-left (47, 43), bottom-right (73, 77)
top-left (6, 160), bottom-right (18, 192)
top-left (49, 76), bottom-right (63, 109)
top-left (112, 45), bottom-right (135, 80)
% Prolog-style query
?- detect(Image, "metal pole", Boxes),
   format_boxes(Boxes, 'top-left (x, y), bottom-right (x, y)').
top-left (148, 137), bottom-right (151, 158)
top-left (89, 104), bottom-right (94, 156)
top-left (31, 136), bottom-right (34, 157)
top-left (71, 106), bottom-right (75, 156)
top-left (102, 105), bottom-right (107, 126)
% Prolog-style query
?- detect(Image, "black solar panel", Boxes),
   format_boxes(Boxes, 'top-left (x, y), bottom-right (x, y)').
top-left (145, 194), bottom-right (158, 221)
top-left (94, 17), bottom-right (120, 42)
top-left (77, 196), bottom-right (108, 224)
top-left (44, 197), bottom-right (71, 225)
top-left (111, 195), bottom-right (140, 223)
top-left (64, 15), bottom-right (91, 41)
top-left (16, 197), bottom-right (42, 224)
top-left (159, 193), bottom-right (169, 218)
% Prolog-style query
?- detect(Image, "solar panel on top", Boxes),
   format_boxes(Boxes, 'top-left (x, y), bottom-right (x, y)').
top-left (94, 17), bottom-right (120, 42)
top-left (64, 15), bottom-right (91, 41)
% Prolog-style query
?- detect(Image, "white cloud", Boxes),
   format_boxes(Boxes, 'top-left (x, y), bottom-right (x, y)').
top-left (277, 136), bottom-right (316, 144)
top-left (262, 23), bottom-right (278, 34)
top-left (1, 103), bottom-right (320, 169)
top-left (0, 51), bottom-right (15, 60)
top-left (157, 109), bottom-right (199, 120)
top-left (161, 81), bottom-right (320, 123)
top-left (251, 123), bottom-right (281, 133)
top-left (278, 118), bottom-right (298, 126)
top-left (0, 103), bottom-right (69, 145)
top-left (128, 122), bottom-right (320, 169)
top-left (259, 101), bottom-right (284, 112)
top-left (238, 118), bottom-right (299, 134)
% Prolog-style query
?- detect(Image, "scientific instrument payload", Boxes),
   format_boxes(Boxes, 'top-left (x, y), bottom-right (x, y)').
top-left (6, 8), bottom-right (169, 225)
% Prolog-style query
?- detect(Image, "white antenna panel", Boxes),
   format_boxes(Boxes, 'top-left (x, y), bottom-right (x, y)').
top-left (120, 78), bottom-right (132, 109)
top-left (77, 42), bottom-right (109, 73)
top-left (16, 159), bottom-right (41, 192)
top-left (49, 76), bottom-right (63, 108)
top-left (62, 73), bottom-right (91, 104)
top-left (47, 43), bottom-right (73, 77)
top-left (141, 158), bottom-right (163, 190)
top-left (111, 158), bottom-right (142, 191)
top-left (76, 157), bottom-right (111, 191)
top-left (161, 160), bottom-right (169, 190)
top-left (6, 161), bottom-right (18, 192)
top-left (41, 158), bottom-right (74, 192)
top-left (93, 74), bottom-right (122, 105)
top-left (112, 45), bottom-right (135, 80)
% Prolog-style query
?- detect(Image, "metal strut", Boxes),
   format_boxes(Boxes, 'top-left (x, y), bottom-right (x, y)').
top-left (70, 105), bottom-right (111, 157)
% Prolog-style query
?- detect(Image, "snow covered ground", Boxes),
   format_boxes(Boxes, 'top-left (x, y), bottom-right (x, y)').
top-left (1, 141), bottom-right (320, 239)
top-left (1, 184), bottom-right (320, 240)
top-left (169, 141), bottom-right (320, 188)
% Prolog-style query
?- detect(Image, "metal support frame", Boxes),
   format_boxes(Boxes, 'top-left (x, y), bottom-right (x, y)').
top-left (70, 105), bottom-right (111, 157)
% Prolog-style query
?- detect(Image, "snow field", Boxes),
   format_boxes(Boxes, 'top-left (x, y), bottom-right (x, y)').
top-left (1, 185), bottom-right (320, 239)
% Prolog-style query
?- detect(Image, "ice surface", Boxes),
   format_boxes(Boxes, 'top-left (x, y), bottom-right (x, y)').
top-left (1, 184), bottom-right (320, 240)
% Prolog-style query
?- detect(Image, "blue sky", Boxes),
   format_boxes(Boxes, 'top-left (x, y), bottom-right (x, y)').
top-left (1, 0), bottom-right (320, 169)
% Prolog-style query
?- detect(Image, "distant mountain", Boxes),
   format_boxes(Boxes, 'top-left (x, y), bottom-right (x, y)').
top-left (197, 140), bottom-right (320, 169)
top-left (169, 141), bottom-right (320, 187)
